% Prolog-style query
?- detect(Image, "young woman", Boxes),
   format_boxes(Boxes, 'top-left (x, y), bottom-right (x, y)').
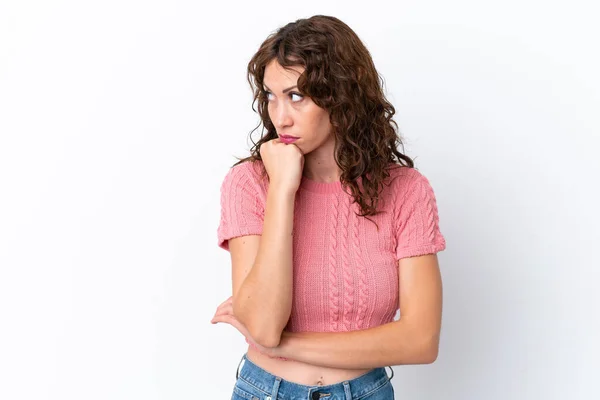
top-left (211, 15), bottom-right (447, 400)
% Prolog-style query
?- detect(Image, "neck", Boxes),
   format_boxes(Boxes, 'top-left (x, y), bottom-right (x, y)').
top-left (302, 138), bottom-right (341, 182)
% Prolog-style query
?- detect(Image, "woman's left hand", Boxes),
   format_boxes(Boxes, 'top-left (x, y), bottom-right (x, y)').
top-left (210, 296), bottom-right (282, 358)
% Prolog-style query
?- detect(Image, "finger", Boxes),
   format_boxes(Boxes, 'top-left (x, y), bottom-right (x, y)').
top-left (212, 309), bottom-right (232, 321)
top-left (211, 310), bottom-right (234, 322)
top-left (214, 297), bottom-right (234, 312)
top-left (211, 314), bottom-right (237, 326)
top-left (295, 144), bottom-right (306, 155)
top-left (212, 304), bottom-right (234, 319)
top-left (211, 315), bottom-right (229, 324)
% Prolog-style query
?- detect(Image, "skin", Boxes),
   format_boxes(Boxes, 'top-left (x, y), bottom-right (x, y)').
top-left (262, 59), bottom-right (342, 183)
top-left (211, 59), bottom-right (444, 386)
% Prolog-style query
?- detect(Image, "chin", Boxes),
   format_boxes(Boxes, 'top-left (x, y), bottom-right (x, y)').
top-left (296, 142), bottom-right (314, 154)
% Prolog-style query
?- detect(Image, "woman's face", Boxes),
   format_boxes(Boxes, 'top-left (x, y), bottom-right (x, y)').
top-left (263, 59), bottom-right (333, 155)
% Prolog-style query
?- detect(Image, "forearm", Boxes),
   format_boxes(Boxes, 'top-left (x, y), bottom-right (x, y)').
top-left (234, 186), bottom-right (295, 348)
top-left (277, 319), bottom-right (439, 369)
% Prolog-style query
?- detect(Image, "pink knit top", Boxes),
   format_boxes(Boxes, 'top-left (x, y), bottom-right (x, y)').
top-left (217, 160), bottom-right (446, 359)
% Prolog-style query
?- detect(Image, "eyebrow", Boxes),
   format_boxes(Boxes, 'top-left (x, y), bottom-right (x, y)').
top-left (262, 84), bottom-right (298, 94)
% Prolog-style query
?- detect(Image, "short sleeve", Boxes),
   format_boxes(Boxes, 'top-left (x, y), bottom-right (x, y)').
top-left (217, 163), bottom-right (265, 251)
top-left (394, 170), bottom-right (447, 260)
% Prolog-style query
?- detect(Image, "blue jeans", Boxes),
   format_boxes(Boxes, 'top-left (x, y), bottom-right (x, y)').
top-left (232, 353), bottom-right (395, 400)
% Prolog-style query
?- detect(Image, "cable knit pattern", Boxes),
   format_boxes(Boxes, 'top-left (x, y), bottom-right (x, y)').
top-left (217, 160), bottom-right (447, 359)
top-left (394, 171), bottom-right (446, 260)
top-left (217, 162), bottom-right (265, 251)
top-left (353, 207), bottom-right (369, 330)
top-left (328, 193), bottom-right (340, 332)
top-left (341, 196), bottom-right (354, 332)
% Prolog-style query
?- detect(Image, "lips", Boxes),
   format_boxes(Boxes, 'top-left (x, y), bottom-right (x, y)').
top-left (279, 134), bottom-right (300, 144)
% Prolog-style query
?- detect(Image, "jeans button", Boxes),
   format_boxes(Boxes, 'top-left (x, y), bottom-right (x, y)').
top-left (311, 392), bottom-right (320, 400)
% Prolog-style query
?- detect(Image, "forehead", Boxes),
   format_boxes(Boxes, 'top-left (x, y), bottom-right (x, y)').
top-left (263, 60), bottom-right (305, 85)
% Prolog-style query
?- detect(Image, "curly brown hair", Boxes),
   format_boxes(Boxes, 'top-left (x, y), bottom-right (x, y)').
top-left (234, 15), bottom-right (415, 220)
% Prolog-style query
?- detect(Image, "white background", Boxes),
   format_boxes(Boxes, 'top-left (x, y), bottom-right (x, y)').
top-left (1, 1), bottom-right (598, 399)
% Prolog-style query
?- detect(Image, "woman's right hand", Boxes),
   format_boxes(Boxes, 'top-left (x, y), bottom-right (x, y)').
top-left (260, 138), bottom-right (305, 193)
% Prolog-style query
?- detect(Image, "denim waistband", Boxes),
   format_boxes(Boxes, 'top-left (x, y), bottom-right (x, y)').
top-left (235, 352), bottom-right (394, 400)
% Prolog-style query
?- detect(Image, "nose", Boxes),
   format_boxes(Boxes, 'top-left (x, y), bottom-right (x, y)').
top-left (272, 102), bottom-right (293, 130)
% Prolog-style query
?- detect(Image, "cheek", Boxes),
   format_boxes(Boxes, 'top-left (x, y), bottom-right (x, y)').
top-left (313, 113), bottom-right (332, 138)
top-left (304, 110), bottom-right (330, 134)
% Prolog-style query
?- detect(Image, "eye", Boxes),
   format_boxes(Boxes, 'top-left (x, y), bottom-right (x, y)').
top-left (263, 90), bottom-right (304, 102)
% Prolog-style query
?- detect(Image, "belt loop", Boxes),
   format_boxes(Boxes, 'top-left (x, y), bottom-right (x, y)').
top-left (235, 353), bottom-right (246, 380)
top-left (342, 380), bottom-right (352, 400)
top-left (267, 376), bottom-right (281, 400)
top-left (386, 366), bottom-right (394, 381)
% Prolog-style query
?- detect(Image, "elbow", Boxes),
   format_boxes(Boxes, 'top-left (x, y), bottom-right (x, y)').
top-left (420, 334), bottom-right (440, 364)
top-left (254, 332), bottom-right (282, 349)
top-left (238, 311), bottom-right (283, 348)
top-left (422, 344), bottom-right (439, 364)
top-left (232, 297), bottom-right (287, 348)
top-left (247, 323), bottom-right (282, 348)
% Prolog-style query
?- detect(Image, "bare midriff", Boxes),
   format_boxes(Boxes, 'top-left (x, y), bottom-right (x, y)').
top-left (246, 346), bottom-right (373, 386)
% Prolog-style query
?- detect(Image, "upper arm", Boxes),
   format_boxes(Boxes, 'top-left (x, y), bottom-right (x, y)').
top-left (229, 235), bottom-right (261, 299)
top-left (216, 162), bottom-right (265, 311)
top-left (398, 253), bottom-right (443, 359)
top-left (217, 163), bottom-right (264, 252)
top-left (393, 169), bottom-right (446, 260)
top-left (392, 168), bottom-right (446, 357)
